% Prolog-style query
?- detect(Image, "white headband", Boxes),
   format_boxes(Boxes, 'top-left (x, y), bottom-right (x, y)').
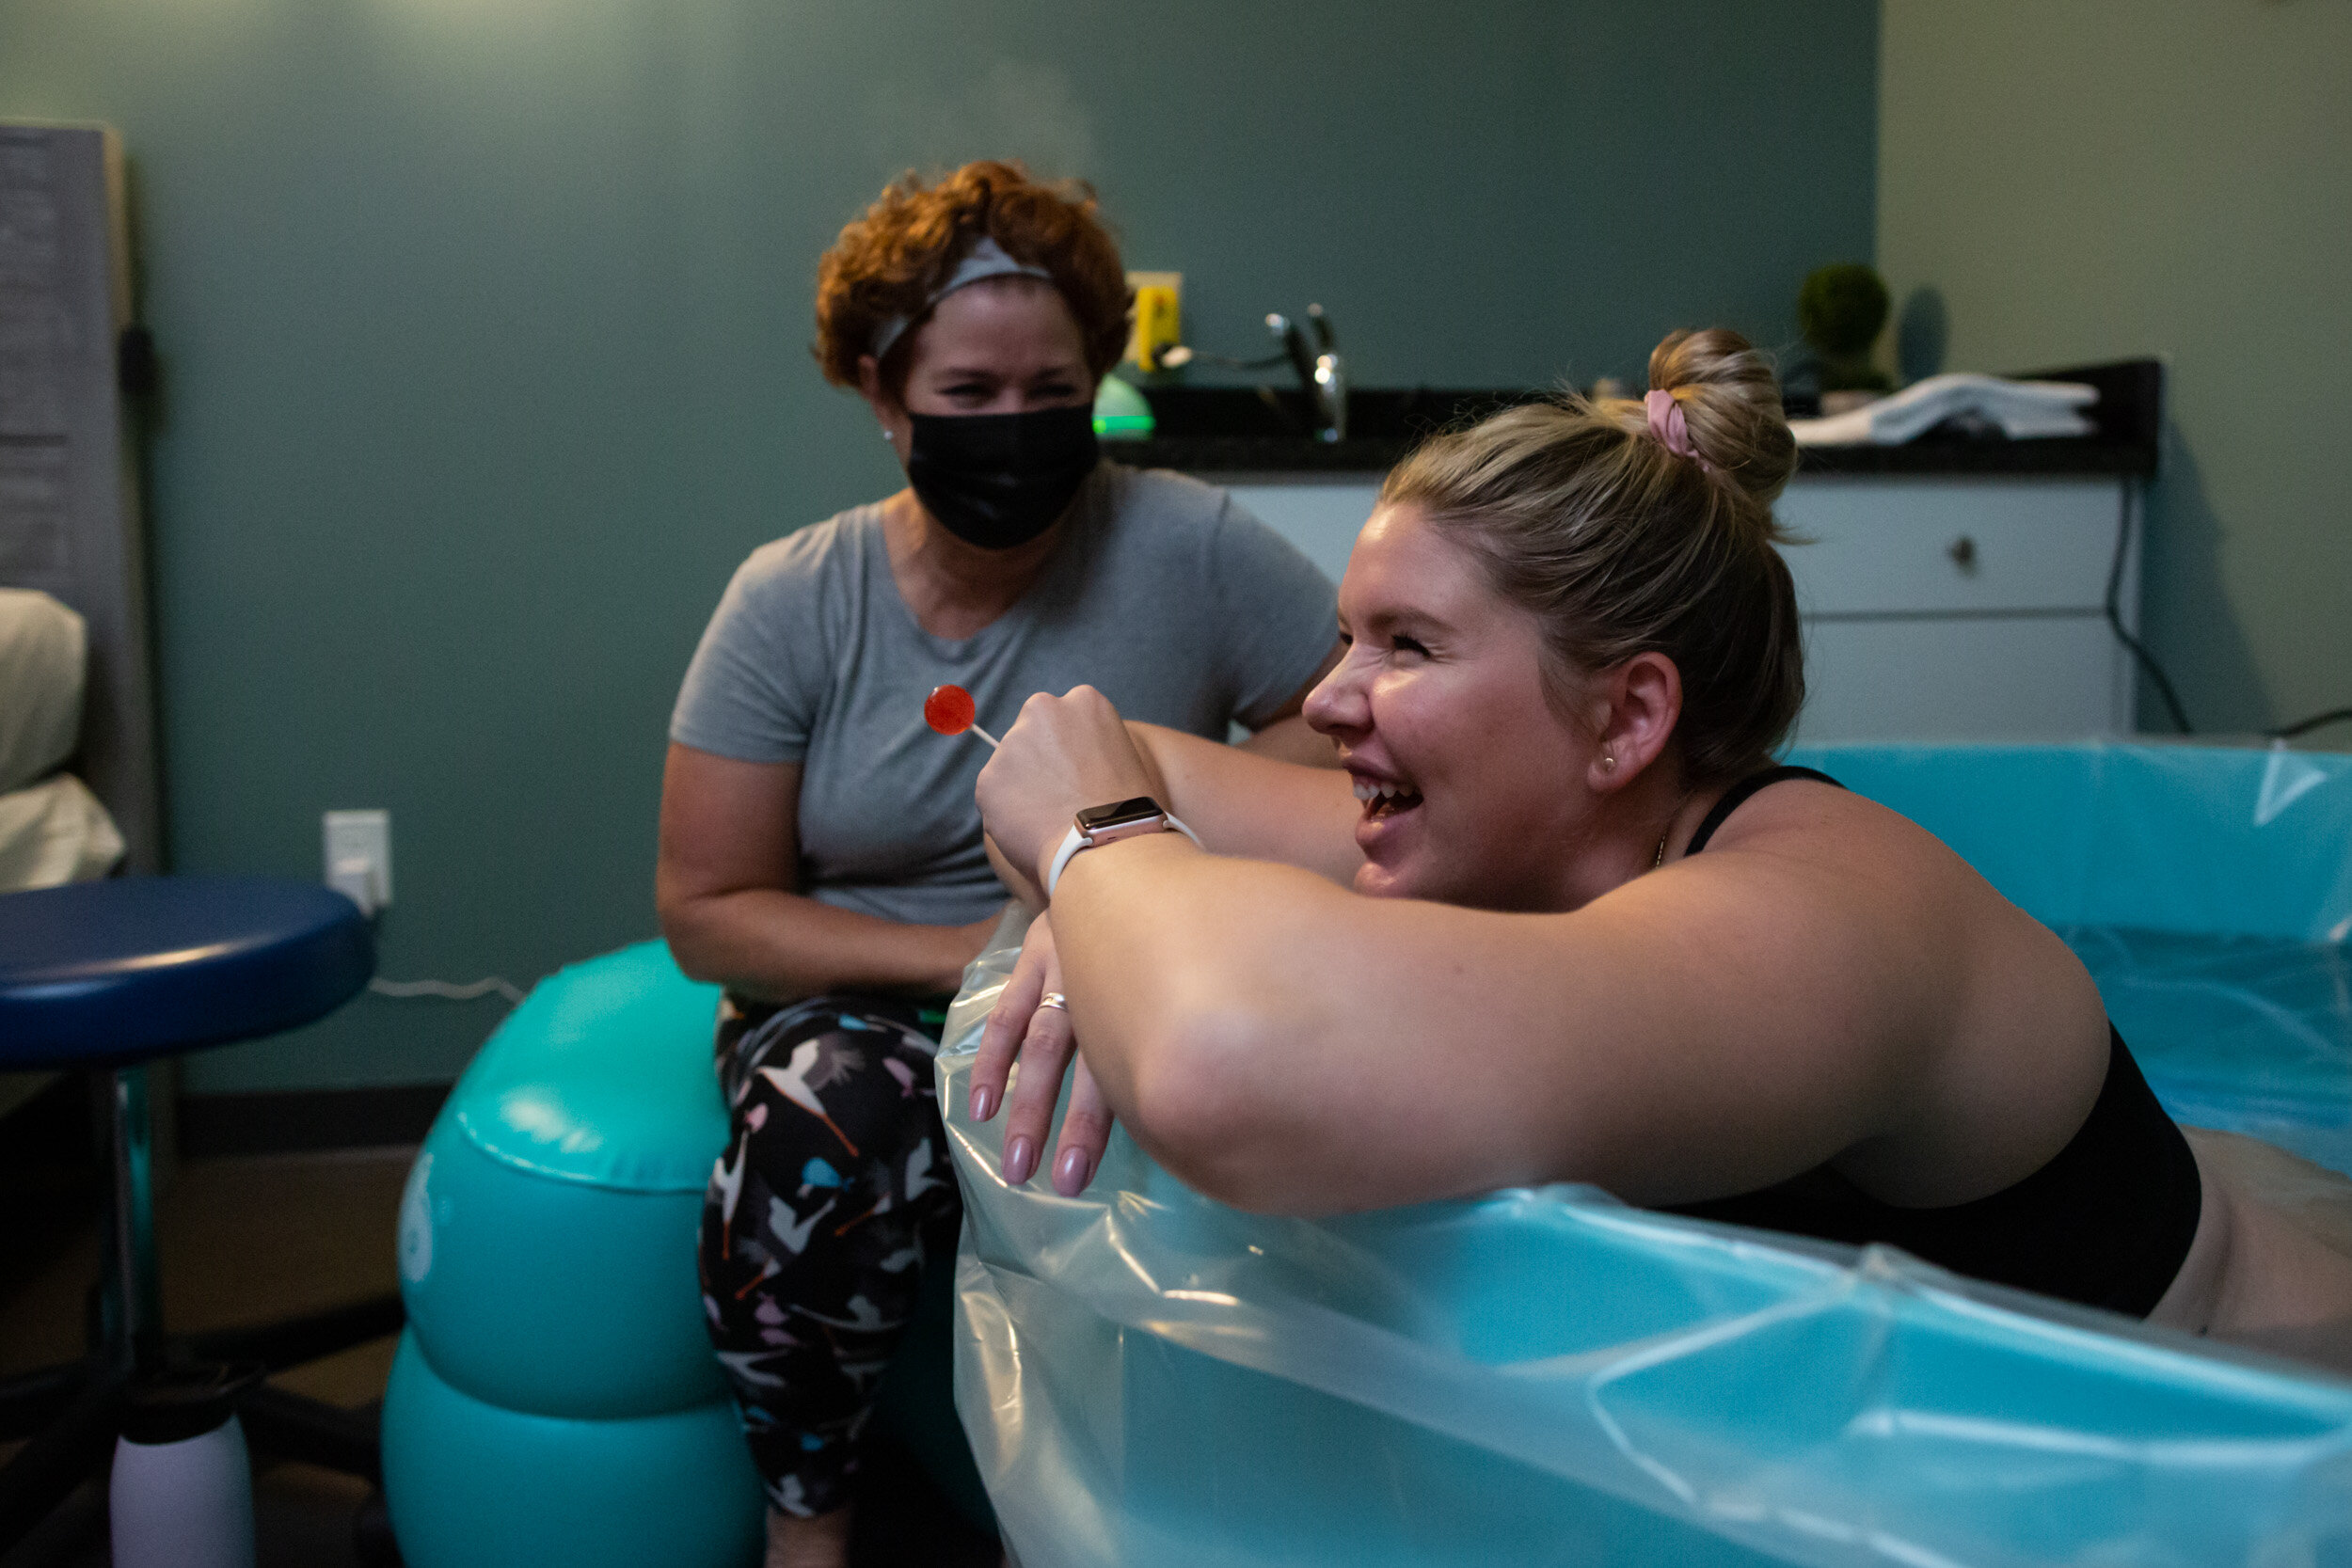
top-left (869, 235), bottom-right (1057, 364)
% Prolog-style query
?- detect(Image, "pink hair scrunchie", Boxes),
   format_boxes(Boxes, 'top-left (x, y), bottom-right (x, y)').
top-left (1645, 389), bottom-right (1707, 467)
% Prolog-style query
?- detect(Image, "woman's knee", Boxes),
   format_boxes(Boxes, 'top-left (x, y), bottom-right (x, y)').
top-left (707, 1019), bottom-right (953, 1295)
top-left (725, 1004), bottom-right (942, 1165)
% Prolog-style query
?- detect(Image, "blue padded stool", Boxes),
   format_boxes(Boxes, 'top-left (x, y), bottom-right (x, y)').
top-left (0, 876), bottom-right (388, 1553)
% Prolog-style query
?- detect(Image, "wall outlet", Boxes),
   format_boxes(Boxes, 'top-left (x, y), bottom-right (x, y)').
top-left (324, 809), bottom-right (391, 914)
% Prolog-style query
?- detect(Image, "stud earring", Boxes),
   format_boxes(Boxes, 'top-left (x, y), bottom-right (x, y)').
top-left (882, 429), bottom-right (895, 443)
top-left (1601, 752), bottom-right (1617, 772)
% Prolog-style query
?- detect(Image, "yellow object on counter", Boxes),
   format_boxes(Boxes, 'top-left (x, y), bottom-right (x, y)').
top-left (1126, 271), bottom-right (1181, 372)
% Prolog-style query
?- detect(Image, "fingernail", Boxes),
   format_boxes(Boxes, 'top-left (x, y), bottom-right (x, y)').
top-left (1053, 1146), bottom-right (1092, 1195)
top-left (969, 1085), bottom-right (996, 1122)
top-left (1005, 1135), bottom-right (1037, 1186)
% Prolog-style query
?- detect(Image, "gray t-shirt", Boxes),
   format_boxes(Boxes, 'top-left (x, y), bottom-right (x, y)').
top-left (670, 464), bottom-right (1338, 927)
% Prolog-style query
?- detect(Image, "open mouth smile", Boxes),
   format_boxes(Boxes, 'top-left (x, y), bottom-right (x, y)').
top-left (1351, 777), bottom-right (1424, 820)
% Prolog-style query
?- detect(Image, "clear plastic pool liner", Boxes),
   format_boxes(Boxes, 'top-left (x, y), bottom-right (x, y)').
top-left (938, 742), bottom-right (2352, 1566)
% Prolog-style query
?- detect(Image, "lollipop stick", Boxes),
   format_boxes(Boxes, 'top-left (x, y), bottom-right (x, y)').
top-left (969, 722), bottom-right (1000, 749)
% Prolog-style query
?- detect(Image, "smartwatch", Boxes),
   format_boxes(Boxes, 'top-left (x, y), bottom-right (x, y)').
top-left (1045, 796), bottom-right (1201, 895)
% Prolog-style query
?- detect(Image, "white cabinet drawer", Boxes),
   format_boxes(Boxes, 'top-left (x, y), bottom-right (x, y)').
top-left (1778, 477), bottom-right (2124, 617)
top-left (1201, 468), bottom-right (2139, 742)
top-left (1797, 614), bottom-right (2129, 741)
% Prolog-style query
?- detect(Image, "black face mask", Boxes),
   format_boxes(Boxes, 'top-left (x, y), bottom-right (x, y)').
top-left (905, 404), bottom-right (1100, 550)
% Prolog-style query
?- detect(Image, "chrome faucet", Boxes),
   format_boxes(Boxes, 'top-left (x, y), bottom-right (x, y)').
top-left (1266, 305), bottom-right (1345, 441)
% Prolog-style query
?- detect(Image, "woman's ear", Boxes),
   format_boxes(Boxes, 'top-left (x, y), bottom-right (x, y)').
top-left (858, 354), bottom-right (909, 457)
top-left (1586, 652), bottom-right (1682, 794)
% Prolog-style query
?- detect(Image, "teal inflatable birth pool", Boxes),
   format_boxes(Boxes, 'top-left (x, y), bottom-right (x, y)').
top-left (942, 740), bottom-right (2352, 1568)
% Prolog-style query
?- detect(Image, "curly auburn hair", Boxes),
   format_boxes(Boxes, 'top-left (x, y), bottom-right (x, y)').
top-left (813, 161), bottom-right (1130, 393)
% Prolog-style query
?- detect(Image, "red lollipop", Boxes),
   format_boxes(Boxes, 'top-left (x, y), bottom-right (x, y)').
top-left (923, 684), bottom-right (998, 747)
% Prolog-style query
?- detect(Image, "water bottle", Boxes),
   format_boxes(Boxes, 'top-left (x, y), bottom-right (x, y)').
top-left (109, 1364), bottom-right (260, 1568)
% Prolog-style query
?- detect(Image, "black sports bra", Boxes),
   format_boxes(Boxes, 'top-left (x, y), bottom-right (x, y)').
top-left (1657, 767), bottom-right (2203, 1317)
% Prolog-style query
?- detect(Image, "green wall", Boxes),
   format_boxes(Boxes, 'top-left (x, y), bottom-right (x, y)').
top-left (1877, 0), bottom-right (2352, 736)
top-left (1, 0), bottom-right (1877, 1093)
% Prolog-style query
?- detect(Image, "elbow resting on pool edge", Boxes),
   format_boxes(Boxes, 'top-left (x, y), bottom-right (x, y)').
top-left (1113, 999), bottom-right (1315, 1215)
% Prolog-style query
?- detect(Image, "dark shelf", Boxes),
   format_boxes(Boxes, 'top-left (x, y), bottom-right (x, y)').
top-left (1108, 360), bottom-right (2161, 480)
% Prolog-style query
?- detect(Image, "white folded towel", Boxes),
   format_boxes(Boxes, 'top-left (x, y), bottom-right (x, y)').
top-left (1790, 372), bottom-right (2098, 447)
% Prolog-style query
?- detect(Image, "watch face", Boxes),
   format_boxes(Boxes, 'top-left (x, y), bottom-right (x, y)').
top-left (1077, 797), bottom-right (1164, 833)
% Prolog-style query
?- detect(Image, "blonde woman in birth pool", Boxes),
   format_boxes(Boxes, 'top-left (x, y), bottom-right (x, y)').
top-left (970, 327), bottom-right (2352, 1377)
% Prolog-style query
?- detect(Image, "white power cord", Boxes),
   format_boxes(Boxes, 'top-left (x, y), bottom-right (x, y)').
top-left (369, 975), bottom-right (528, 1007)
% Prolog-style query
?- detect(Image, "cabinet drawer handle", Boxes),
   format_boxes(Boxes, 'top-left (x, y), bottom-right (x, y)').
top-left (1947, 535), bottom-right (1979, 571)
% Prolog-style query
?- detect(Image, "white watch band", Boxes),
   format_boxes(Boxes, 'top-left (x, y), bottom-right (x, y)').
top-left (1045, 813), bottom-right (1200, 897)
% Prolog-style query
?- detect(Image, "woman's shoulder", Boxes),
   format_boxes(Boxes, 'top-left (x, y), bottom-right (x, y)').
top-left (727, 504), bottom-right (885, 602)
top-left (1096, 463), bottom-right (1328, 587)
top-left (1670, 774), bottom-right (2023, 997)
top-left (1686, 768), bottom-right (2106, 1053)
top-left (1699, 771), bottom-right (1947, 874)
top-left (1097, 462), bottom-right (1232, 531)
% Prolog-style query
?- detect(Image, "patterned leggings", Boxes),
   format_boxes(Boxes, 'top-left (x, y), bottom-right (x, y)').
top-left (698, 990), bottom-right (961, 1518)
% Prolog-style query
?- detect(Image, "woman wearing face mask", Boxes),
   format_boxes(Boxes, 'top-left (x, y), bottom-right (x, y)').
top-left (969, 327), bottom-right (2352, 1374)
top-left (658, 161), bottom-right (1340, 1566)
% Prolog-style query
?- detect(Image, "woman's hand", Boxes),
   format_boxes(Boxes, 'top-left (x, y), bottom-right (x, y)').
top-left (968, 913), bottom-right (1116, 1196)
top-left (975, 686), bottom-right (1162, 896)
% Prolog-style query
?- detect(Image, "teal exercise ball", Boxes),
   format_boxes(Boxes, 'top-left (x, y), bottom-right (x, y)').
top-left (399, 1114), bottom-right (723, 1417)
top-left (384, 939), bottom-right (994, 1562)
top-left (396, 941), bottom-right (731, 1418)
top-left (383, 1333), bottom-right (764, 1568)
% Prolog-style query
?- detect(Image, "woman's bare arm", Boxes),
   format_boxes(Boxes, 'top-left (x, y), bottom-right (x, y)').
top-left (657, 742), bottom-right (998, 1001)
top-left (1234, 639), bottom-right (1345, 768)
top-left (980, 721), bottom-right (1359, 910)
top-left (1124, 721), bottom-right (1363, 885)
top-left (972, 689), bottom-right (2106, 1218)
top-left (1045, 827), bottom-right (1944, 1214)
top-left (1236, 712), bottom-right (1338, 767)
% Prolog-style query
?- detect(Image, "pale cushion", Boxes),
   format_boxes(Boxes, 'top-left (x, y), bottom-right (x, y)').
top-left (0, 588), bottom-right (86, 795)
top-left (0, 772), bottom-right (123, 892)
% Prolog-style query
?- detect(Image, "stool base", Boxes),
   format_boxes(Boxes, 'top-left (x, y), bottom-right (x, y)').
top-left (0, 1066), bottom-right (405, 1557)
top-left (0, 1347), bottom-right (404, 1558)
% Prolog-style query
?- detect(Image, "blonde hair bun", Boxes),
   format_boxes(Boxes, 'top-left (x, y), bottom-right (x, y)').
top-left (1647, 327), bottom-right (1798, 507)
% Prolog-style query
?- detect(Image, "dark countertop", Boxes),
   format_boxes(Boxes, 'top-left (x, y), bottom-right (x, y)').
top-left (1108, 359), bottom-right (2160, 480)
